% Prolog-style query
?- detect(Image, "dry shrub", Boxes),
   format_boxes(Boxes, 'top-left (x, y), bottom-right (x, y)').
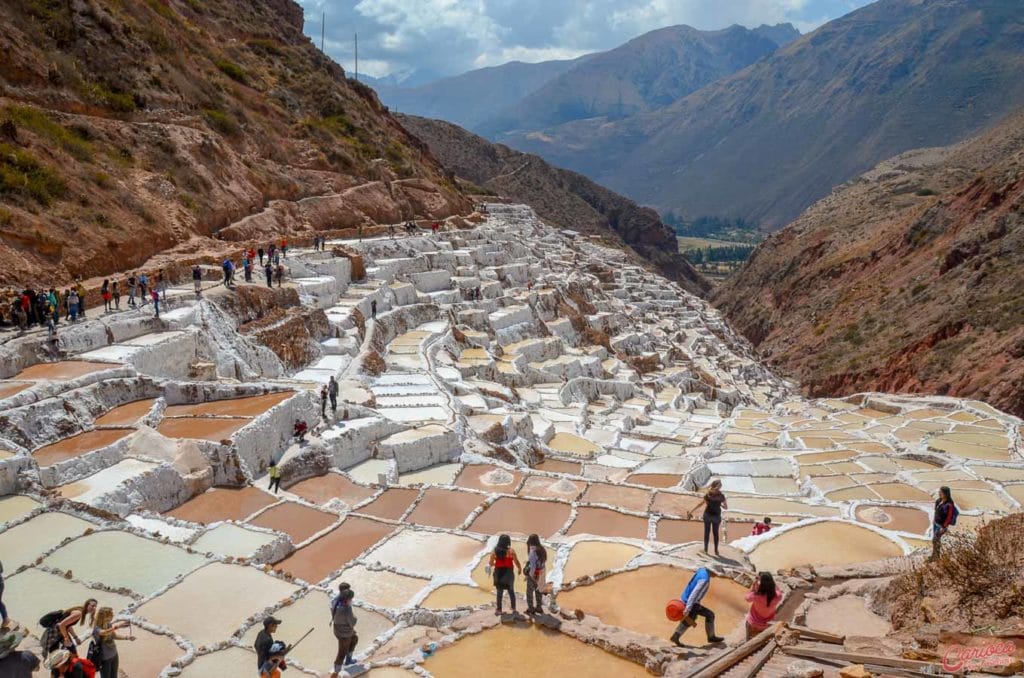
top-left (361, 349), bottom-right (386, 376)
top-left (581, 327), bottom-right (611, 351)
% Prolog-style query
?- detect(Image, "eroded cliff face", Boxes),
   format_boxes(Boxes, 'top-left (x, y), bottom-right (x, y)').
top-left (0, 0), bottom-right (469, 285)
top-left (715, 110), bottom-right (1024, 417)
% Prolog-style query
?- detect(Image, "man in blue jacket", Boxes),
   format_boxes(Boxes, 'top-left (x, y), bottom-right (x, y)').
top-left (671, 567), bottom-right (725, 647)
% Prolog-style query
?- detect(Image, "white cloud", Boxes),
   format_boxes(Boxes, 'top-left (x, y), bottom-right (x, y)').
top-left (296, 0), bottom-right (873, 80)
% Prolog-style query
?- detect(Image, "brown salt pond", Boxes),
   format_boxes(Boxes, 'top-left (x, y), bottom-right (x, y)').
top-left (331, 564), bottom-right (429, 608)
top-left (0, 381), bottom-right (30, 400)
top-left (164, 391), bottom-right (294, 417)
top-left (532, 458), bottom-right (582, 475)
top-left (94, 398), bottom-right (158, 426)
top-left (424, 624), bottom-right (649, 677)
top-left (165, 486), bottom-right (277, 524)
top-left (455, 464), bottom-right (522, 492)
top-left (365, 529), bottom-right (483, 578)
top-left (469, 497), bottom-right (571, 538)
top-left (405, 488), bottom-right (484, 528)
top-left (517, 475), bottom-right (584, 500)
top-left (276, 516), bottom-right (395, 583)
top-left (867, 482), bottom-right (932, 502)
top-left (287, 472), bottom-right (376, 507)
top-left (626, 473), bottom-right (681, 488)
top-left (655, 518), bottom-right (707, 544)
top-left (581, 483), bottom-right (652, 512)
top-left (804, 595), bottom-right (892, 637)
top-left (421, 584), bottom-right (494, 609)
top-left (157, 417), bottom-right (251, 441)
top-left (650, 491), bottom-right (703, 517)
top-left (749, 521), bottom-right (904, 571)
top-left (566, 507), bottom-right (649, 539)
top-left (854, 505), bottom-right (930, 534)
top-left (356, 487), bottom-right (421, 520)
top-left (14, 360), bottom-right (114, 381)
top-left (248, 501), bottom-right (338, 543)
top-left (547, 432), bottom-right (601, 458)
top-left (33, 428), bottom-right (134, 467)
top-left (557, 564), bottom-right (746, 644)
top-left (562, 541), bottom-right (643, 583)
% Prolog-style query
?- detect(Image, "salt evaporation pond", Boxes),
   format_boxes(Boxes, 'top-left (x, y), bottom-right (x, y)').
top-left (805, 595), bottom-right (892, 637)
top-left (248, 500), bottom-right (338, 543)
top-left (42, 530), bottom-right (208, 595)
top-left (135, 562), bottom-right (298, 646)
top-left (422, 584), bottom-right (494, 609)
top-left (567, 507), bottom-right (649, 539)
top-left (0, 381), bottom-right (30, 399)
top-left (332, 564), bottom-right (429, 608)
top-left (163, 391), bottom-right (294, 416)
top-left (33, 428), bottom-right (134, 466)
top-left (562, 541), bottom-right (643, 583)
top-left (166, 486), bottom-right (277, 523)
top-left (424, 624), bottom-right (649, 677)
top-left (749, 521), bottom-right (904, 571)
top-left (176, 646), bottom-right (255, 677)
top-left (191, 523), bottom-right (279, 558)
top-left (14, 360), bottom-right (114, 380)
top-left (288, 472), bottom-right (376, 506)
top-left (357, 487), bottom-right (420, 520)
top-left (113, 626), bottom-right (185, 676)
top-left (0, 511), bottom-right (93, 570)
top-left (94, 398), bottom-right (157, 426)
top-left (4, 569), bottom-right (134, 634)
top-left (364, 529), bottom-right (482, 577)
top-left (455, 464), bottom-right (522, 491)
top-left (557, 565), bottom-right (747, 643)
top-left (0, 494), bottom-right (40, 522)
top-left (469, 496), bottom-right (570, 538)
top-left (277, 517), bottom-right (395, 583)
top-left (405, 488), bottom-right (484, 528)
top-left (157, 416), bottom-right (251, 441)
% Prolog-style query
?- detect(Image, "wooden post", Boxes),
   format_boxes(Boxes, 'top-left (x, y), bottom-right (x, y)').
top-left (687, 622), bottom-right (783, 678)
top-left (735, 639), bottom-right (777, 678)
top-left (780, 645), bottom-right (951, 674)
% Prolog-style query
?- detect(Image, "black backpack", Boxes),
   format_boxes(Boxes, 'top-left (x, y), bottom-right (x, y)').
top-left (39, 609), bottom-right (65, 628)
top-left (87, 638), bottom-right (102, 666)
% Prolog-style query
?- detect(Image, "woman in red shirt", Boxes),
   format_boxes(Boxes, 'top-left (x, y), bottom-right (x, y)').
top-left (744, 572), bottom-right (781, 639)
top-left (488, 534), bottom-right (521, 616)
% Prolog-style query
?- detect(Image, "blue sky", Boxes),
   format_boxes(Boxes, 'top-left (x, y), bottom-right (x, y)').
top-left (296, 0), bottom-right (875, 81)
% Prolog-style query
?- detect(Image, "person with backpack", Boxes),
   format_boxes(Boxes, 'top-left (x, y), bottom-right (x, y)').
top-left (487, 534), bottom-right (521, 616)
top-left (329, 583), bottom-right (358, 678)
top-left (670, 567), bottom-right (725, 647)
top-left (744, 572), bottom-right (781, 639)
top-left (56, 598), bottom-right (97, 654)
top-left (524, 534), bottom-right (547, 615)
top-left (89, 607), bottom-right (133, 678)
top-left (687, 479), bottom-right (728, 557)
top-left (42, 648), bottom-right (96, 677)
top-left (930, 485), bottom-right (958, 561)
top-left (0, 625), bottom-right (40, 677)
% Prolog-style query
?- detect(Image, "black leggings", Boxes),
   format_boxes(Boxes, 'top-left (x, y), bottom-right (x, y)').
top-left (100, 654), bottom-right (119, 678)
top-left (703, 513), bottom-right (721, 552)
top-left (495, 571), bottom-right (516, 611)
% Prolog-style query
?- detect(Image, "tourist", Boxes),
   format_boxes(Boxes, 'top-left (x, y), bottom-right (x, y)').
top-left (67, 289), bottom-right (79, 323)
top-left (42, 648), bottom-right (95, 677)
top-left (75, 279), bottom-right (86, 319)
top-left (388, 223), bottom-right (396, 239)
top-left (264, 261), bottom-right (273, 289)
top-left (156, 269), bottom-right (167, 300)
top-left (138, 272), bottom-right (149, 306)
top-left (0, 558), bottom-right (7, 631)
top-left (268, 460), bottom-right (282, 494)
top-left (488, 534), bottom-right (521, 616)
top-left (687, 479), bottom-right (728, 557)
top-left (126, 274), bottom-right (137, 307)
top-left (248, 247), bottom-right (257, 268)
top-left (357, 224), bottom-right (363, 241)
top-left (90, 606), bottom-right (133, 678)
top-left (151, 288), bottom-right (160, 319)
top-left (370, 299), bottom-right (377, 319)
top-left (192, 265), bottom-right (203, 296)
top-left (57, 598), bottom-right (97, 654)
top-left (243, 253), bottom-right (253, 283)
top-left (293, 419), bottom-right (308, 443)
top-left (751, 517), bottom-right (772, 536)
top-left (670, 567), bottom-right (724, 647)
top-left (268, 243), bottom-right (277, 263)
top-left (0, 626), bottom-right (40, 677)
top-left (110, 281), bottom-right (120, 311)
top-left (258, 247), bottom-right (265, 266)
top-left (222, 258), bottom-right (234, 287)
top-left (329, 583), bottom-right (358, 678)
top-left (48, 288), bottom-right (59, 325)
top-left (275, 263), bottom-right (285, 288)
top-left (254, 616), bottom-right (285, 671)
top-left (930, 485), bottom-right (959, 561)
top-left (744, 573), bottom-right (781, 640)
top-left (101, 280), bottom-right (111, 312)
top-left (280, 237), bottom-right (287, 258)
top-left (320, 385), bottom-right (328, 418)
top-left (524, 533), bottom-right (547, 615)
top-left (328, 376), bottom-right (339, 416)
top-left (259, 641), bottom-right (288, 678)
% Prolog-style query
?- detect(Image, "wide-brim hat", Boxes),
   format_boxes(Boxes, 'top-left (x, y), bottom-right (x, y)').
top-left (44, 648), bottom-right (72, 670)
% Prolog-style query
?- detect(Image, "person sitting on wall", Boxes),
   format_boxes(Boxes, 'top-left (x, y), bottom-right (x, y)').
top-left (293, 419), bottom-right (308, 443)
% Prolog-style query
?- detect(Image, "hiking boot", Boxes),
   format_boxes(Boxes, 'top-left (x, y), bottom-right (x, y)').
top-left (670, 632), bottom-right (685, 648)
top-left (707, 635), bottom-right (725, 643)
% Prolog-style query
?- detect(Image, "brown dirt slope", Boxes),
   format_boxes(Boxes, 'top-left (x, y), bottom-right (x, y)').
top-left (0, 0), bottom-right (469, 285)
top-left (714, 108), bottom-right (1024, 417)
top-left (398, 114), bottom-right (709, 297)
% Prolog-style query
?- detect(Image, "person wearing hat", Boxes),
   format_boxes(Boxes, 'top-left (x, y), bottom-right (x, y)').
top-left (259, 641), bottom-right (288, 678)
top-left (0, 625), bottom-right (40, 677)
top-left (254, 616), bottom-right (287, 672)
top-left (42, 648), bottom-right (94, 677)
top-left (329, 583), bottom-right (358, 678)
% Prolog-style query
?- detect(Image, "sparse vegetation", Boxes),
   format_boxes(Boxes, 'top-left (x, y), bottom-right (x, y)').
top-left (80, 81), bottom-right (138, 113)
top-left (915, 187), bottom-right (937, 196)
top-left (216, 59), bottom-right (247, 84)
top-left (0, 142), bottom-right (66, 204)
top-left (3, 105), bottom-right (92, 160)
top-left (203, 108), bottom-right (240, 136)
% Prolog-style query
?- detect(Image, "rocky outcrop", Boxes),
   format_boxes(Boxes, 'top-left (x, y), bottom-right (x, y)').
top-left (716, 108), bottom-right (1024, 417)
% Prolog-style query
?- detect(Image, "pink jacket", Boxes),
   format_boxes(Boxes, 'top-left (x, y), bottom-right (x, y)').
top-left (745, 590), bottom-right (781, 629)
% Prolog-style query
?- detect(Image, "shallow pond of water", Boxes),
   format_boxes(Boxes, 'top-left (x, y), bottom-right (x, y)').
top-left (15, 360), bottom-right (114, 381)
top-left (164, 391), bottom-right (294, 417)
top-left (0, 494), bottom-right (40, 522)
top-left (581, 483), bottom-right (652, 512)
top-left (405, 488), bottom-right (484, 529)
top-left (364, 529), bottom-right (482, 578)
top-left (276, 517), bottom-right (396, 584)
top-left (423, 624), bottom-right (649, 677)
top-left (115, 625), bottom-right (186, 678)
top-left (33, 428), bottom-right (134, 467)
top-left (421, 584), bottom-right (494, 609)
top-left (248, 501), bottom-right (338, 544)
top-left (805, 595), bottom-right (892, 637)
top-left (561, 541), bottom-right (643, 583)
top-left (4, 568), bottom-right (134, 634)
top-left (0, 511), bottom-right (93, 570)
top-left (176, 646), bottom-right (255, 677)
top-left (547, 432), bottom-right (601, 458)
top-left (854, 505), bottom-right (931, 534)
top-left (356, 487), bottom-right (421, 521)
top-left (191, 523), bottom-right (280, 559)
top-left (455, 464), bottom-right (522, 491)
top-left (330, 564), bottom-right (429, 609)
top-left (566, 507), bottom-right (649, 540)
top-left (749, 521), bottom-right (903, 571)
top-left (468, 496), bottom-right (571, 538)
top-left (165, 486), bottom-right (277, 524)
top-left (94, 398), bottom-right (158, 426)
top-left (288, 472), bottom-right (376, 507)
top-left (157, 417), bottom-right (252, 441)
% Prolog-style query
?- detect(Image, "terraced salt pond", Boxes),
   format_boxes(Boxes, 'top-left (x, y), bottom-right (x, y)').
top-left (748, 521), bottom-right (905, 571)
top-left (33, 428), bottom-right (134, 466)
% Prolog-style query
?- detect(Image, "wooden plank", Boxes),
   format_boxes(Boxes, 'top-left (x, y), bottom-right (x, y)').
top-left (780, 645), bottom-right (950, 673)
top-left (735, 640), bottom-right (777, 678)
top-left (687, 622), bottom-right (783, 678)
top-left (787, 624), bottom-right (845, 644)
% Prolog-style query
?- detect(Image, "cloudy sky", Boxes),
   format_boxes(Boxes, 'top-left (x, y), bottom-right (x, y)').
top-left (296, 0), bottom-right (874, 82)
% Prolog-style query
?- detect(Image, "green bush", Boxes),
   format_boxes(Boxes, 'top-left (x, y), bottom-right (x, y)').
top-left (81, 82), bottom-right (137, 113)
top-left (203, 108), bottom-right (239, 136)
top-left (916, 188), bottom-right (937, 197)
top-left (3, 105), bottom-right (92, 161)
top-left (0, 142), bottom-right (66, 204)
top-left (216, 59), bottom-right (247, 83)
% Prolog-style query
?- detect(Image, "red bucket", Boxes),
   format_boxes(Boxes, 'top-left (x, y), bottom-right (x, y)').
top-left (666, 599), bottom-right (685, 622)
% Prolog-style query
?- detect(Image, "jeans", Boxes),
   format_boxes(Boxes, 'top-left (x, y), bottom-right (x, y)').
top-left (525, 573), bottom-right (544, 611)
top-left (703, 513), bottom-right (721, 552)
top-left (99, 654), bottom-right (119, 678)
top-left (0, 578), bottom-right (8, 622)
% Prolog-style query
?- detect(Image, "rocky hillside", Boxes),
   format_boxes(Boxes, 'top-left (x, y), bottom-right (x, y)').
top-left (503, 0), bottom-right (1024, 229)
top-left (715, 108), bottom-right (1024, 417)
top-left (374, 58), bottom-right (585, 133)
top-left (480, 23), bottom-right (797, 136)
top-left (398, 115), bottom-right (709, 297)
top-left (0, 0), bottom-right (469, 285)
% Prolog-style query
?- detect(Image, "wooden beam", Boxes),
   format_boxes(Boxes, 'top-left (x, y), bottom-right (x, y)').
top-left (735, 640), bottom-right (777, 678)
top-left (780, 645), bottom-right (950, 674)
top-left (687, 622), bottom-right (783, 678)
top-left (787, 624), bottom-right (845, 644)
